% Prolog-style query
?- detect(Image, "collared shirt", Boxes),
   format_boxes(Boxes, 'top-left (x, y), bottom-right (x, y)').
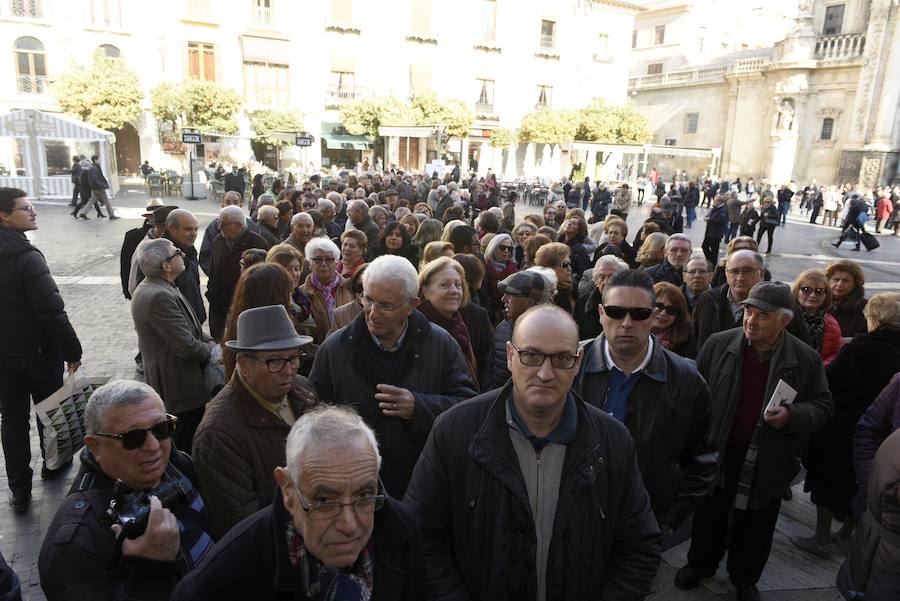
top-left (726, 288), bottom-right (744, 323)
top-left (236, 369), bottom-right (295, 426)
top-left (602, 337), bottom-right (653, 423)
top-left (369, 319), bottom-right (409, 352)
top-left (506, 391), bottom-right (577, 453)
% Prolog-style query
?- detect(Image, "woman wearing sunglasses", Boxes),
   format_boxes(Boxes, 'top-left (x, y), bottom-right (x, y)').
top-left (482, 233), bottom-right (519, 325)
top-left (791, 269), bottom-right (843, 365)
top-left (650, 282), bottom-right (697, 359)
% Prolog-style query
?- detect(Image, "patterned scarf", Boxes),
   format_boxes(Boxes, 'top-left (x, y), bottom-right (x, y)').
top-left (286, 521), bottom-right (374, 601)
top-left (310, 272), bottom-right (342, 324)
top-left (418, 301), bottom-right (479, 386)
top-left (802, 309), bottom-right (826, 352)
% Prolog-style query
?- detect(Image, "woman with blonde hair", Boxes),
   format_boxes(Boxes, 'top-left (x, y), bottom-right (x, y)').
top-left (636, 232), bottom-right (668, 269)
top-left (791, 268), bottom-right (843, 365)
top-left (535, 242), bottom-right (574, 312)
top-left (420, 241), bottom-right (455, 270)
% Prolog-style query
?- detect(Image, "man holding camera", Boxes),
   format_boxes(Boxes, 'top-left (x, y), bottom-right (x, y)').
top-left (39, 380), bottom-right (214, 601)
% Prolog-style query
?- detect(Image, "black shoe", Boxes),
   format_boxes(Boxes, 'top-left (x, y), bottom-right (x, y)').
top-left (675, 564), bottom-right (715, 590)
top-left (832, 242), bottom-right (841, 248)
top-left (79, 214), bottom-right (89, 220)
top-left (852, 246), bottom-right (860, 251)
top-left (41, 459), bottom-right (73, 480)
top-left (9, 490), bottom-right (31, 512)
top-left (783, 488), bottom-right (793, 501)
top-left (735, 583), bottom-right (761, 601)
top-left (109, 215), bottom-right (120, 220)
top-left (97, 212), bottom-right (106, 218)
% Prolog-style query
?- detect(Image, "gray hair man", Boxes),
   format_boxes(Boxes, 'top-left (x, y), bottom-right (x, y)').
top-left (681, 256), bottom-right (713, 313)
top-left (199, 190), bottom-right (256, 274)
top-left (405, 305), bottom-right (661, 599)
top-left (347, 199), bottom-right (380, 248)
top-left (285, 212), bottom-right (314, 255)
top-left (255, 204), bottom-right (282, 247)
top-left (575, 269), bottom-right (716, 548)
top-left (39, 380), bottom-right (214, 601)
top-left (206, 205), bottom-right (270, 340)
top-left (318, 197), bottom-right (342, 238)
top-left (171, 406), bottom-right (425, 600)
top-left (643, 233), bottom-right (693, 286)
top-left (676, 282), bottom-right (833, 600)
top-left (132, 238), bottom-right (213, 449)
top-left (574, 254), bottom-right (629, 340)
top-left (192, 305), bottom-right (317, 537)
top-left (309, 255), bottom-right (476, 497)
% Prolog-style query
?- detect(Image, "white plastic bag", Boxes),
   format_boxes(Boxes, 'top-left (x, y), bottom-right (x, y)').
top-left (34, 368), bottom-right (93, 469)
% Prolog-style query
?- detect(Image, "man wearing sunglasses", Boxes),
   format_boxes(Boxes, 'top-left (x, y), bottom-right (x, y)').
top-left (192, 305), bottom-right (317, 538)
top-left (405, 305), bottom-right (661, 600)
top-left (39, 380), bottom-right (214, 601)
top-left (131, 238), bottom-right (214, 453)
top-left (172, 406), bottom-right (425, 600)
top-left (575, 269), bottom-right (716, 549)
top-left (0, 188), bottom-right (82, 511)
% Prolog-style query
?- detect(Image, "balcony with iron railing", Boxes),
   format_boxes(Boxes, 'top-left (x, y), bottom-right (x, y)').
top-left (17, 74), bottom-right (48, 94)
top-left (815, 33), bottom-right (865, 60)
top-left (252, 4), bottom-right (272, 25)
top-left (325, 85), bottom-right (371, 106)
top-left (475, 101), bottom-right (494, 114)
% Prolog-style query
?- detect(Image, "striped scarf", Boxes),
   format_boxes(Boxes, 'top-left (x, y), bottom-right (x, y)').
top-left (286, 521), bottom-right (374, 601)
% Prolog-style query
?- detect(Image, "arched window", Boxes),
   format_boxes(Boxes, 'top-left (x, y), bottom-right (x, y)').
top-left (14, 36), bottom-right (47, 94)
top-left (99, 44), bottom-right (121, 59)
top-left (820, 117), bottom-right (835, 140)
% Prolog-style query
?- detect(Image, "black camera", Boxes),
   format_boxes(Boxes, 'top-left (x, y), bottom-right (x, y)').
top-left (107, 475), bottom-right (194, 540)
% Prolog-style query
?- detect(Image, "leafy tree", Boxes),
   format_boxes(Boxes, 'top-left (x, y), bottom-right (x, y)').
top-left (576, 100), bottom-right (651, 144)
top-left (410, 93), bottom-right (474, 139)
top-left (149, 80), bottom-right (243, 134)
top-left (51, 49), bottom-right (143, 130)
top-left (490, 127), bottom-right (516, 148)
top-left (518, 108), bottom-right (577, 144)
top-left (248, 109), bottom-right (304, 145)
top-left (339, 97), bottom-right (414, 139)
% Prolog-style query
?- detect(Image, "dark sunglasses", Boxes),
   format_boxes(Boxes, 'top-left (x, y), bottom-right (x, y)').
top-left (94, 415), bottom-right (178, 450)
top-left (800, 286), bottom-right (826, 297)
top-left (498, 245), bottom-right (513, 252)
top-left (653, 302), bottom-right (678, 316)
top-left (603, 305), bottom-right (653, 321)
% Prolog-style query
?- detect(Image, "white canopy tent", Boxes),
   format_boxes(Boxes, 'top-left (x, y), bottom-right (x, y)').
top-left (0, 109), bottom-right (118, 199)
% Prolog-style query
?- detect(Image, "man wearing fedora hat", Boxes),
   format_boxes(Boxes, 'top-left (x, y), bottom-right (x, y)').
top-left (120, 198), bottom-right (165, 300)
top-left (192, 305), bottom-right (319, 538)
top-left (675, 282), bottom-right (833, 601)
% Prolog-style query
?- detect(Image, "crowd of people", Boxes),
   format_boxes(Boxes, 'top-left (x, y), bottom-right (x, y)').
top-left (0, 163), bottom-right (899, 601)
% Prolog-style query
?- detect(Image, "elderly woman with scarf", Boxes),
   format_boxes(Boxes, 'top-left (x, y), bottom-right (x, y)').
top-left (481, 233), bottom-right (518, 325)
top-left (300, 238), bottom-right (353, 344)
top-left (417, 257), bottom-right (480, 389)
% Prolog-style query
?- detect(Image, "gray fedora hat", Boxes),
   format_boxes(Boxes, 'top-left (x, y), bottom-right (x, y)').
top-left (224, 305), bottom-right (312, 351)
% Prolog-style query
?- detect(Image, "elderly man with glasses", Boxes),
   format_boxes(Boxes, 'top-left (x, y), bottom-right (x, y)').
top-left (405, 304), bottom-right (661, 600)
top-left (192, 305), bottom-right (317, 538)
top-left (131, 238), bottom-right (215, 451)
top-left (309, 255), bottom-right (476, 498)
top-left (172, 406), bottom-right (425, 601)
top-left (39, 380), bottom-right (214, 601)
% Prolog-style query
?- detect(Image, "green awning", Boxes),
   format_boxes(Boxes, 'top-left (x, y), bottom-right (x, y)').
top-left (321, 134), bottom-right (374, 150)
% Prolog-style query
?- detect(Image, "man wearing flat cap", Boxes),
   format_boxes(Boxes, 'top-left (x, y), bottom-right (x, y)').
top-left (675, 282), bottom-right (833, 601)
top-left (120, 198), bottom-right (164, 300)
top-left (192, 305), bottom-right (319, 538)
top-left (481, 269), bottom-right (555, 390)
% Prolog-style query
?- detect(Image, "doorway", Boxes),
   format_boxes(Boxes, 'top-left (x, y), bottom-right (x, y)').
top-left (113, 122), bottom-right (140, 175)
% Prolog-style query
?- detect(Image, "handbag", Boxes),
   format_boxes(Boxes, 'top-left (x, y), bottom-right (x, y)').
top-left (34, 368), bottom-right (93, 470)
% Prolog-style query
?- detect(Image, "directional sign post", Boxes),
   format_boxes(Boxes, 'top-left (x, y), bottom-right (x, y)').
top-left (181, 129), bottom-right (202, 199)
top-left (295, 134), bottom-right (314, 147)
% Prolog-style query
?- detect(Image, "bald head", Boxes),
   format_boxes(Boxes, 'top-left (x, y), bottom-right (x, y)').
top-left (165, 209), bottom-right (199, 247)
top-left (512, 304), bottom-right (579, 351)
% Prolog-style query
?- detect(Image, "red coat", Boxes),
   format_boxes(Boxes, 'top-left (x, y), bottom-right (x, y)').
top-left (821, 313), bottom-right (844, 366)
top-left (876, 196), bottom-right (894, 220)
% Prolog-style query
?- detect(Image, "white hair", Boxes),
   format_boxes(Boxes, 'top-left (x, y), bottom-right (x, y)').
top-left (594, 254), bottom-right (629, 272)
top-left (85, 380), bottom-right (162, 435)
top-left (257, 193), bottom-right (275, 206)
top-left (291, 212), bottom-right (313, 227)
top-left (666, 233), bottom-right (692, 249)
top-left (524, 266), bottom-right (558, 295)
top-left (257, 204), bottom-right (278, 223)
top-left (395, 206), bottom-right (411, 220)
top-left (362, 255), bottom-right (419, 300)
top-left (284, 405), bottom-right (380, 486)
top-left (437, 185), bottom-right (448, 195)
top-left (304, 237), bottom-right (340, 262)
top-left (485, 233), bottom-right (512, 261)
top-left (219, 205), bottom-right (245, 224)
top-left (136, 238), bottom-right (176, 278)
top-left (326, 191), bottom-right (344, 210)
top-left (317, 198), bottom-right (336, 212)
top-left (347, 199), bottom-right (368, 214)
top-left (487, 206), bottom-right (503, 219)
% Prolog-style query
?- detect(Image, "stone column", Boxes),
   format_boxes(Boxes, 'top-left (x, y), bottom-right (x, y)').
top-left (460, 138), bottom-right (470, 174)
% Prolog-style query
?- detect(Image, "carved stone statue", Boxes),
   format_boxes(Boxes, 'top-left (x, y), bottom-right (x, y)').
top-left (776, 98), bottom-right (796, 131)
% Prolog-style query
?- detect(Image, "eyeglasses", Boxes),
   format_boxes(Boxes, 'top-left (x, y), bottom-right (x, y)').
top-left (162, 249), bottom-right (184, 263)
top-left (800, 286), bottom-right (827, 297)
top-left (94, 415), bottom-right (178, 450)
top-left (602, 305), bottom-right (654, 321)
top-left (653, 302), bottom-right (678, 316)
top-left (360, 294), bottom-right (410, 313)
top-left (725, 267), bottom-right (760, 277)
top-left (297, 490), bottom-right (385, 520)
top-left (310, 257), bottom-right (336, 265)
top-left (10, 205), bottom-right (36, 214)
top-left (243, 353), bottom-right (303, 374)
top-left (497, 245), bottom-right (513, 252)
top-left (510, 342), bottom-right (579, 369)
top-left (559, 261), bottom-right (572, 270)
top-left (684, 269), bottom-right (709, 275)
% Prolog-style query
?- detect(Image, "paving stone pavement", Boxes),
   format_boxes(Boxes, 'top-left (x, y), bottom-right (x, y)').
top-left (2, 185), bottom-right (897, 599)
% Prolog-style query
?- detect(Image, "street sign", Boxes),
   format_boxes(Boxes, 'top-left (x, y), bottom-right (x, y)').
top-left (182, 129), bottom-right (202, 144)
top-left (295, 134), bottom-right (314, 147)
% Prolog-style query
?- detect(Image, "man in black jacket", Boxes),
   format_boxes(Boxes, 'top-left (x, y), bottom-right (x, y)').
top-left (171, 405), bottom-right (425, 601)
top-left (0, 188), bottom-right (82, 510)
top-left (642, 233), bottom-right (692, 286)
top-left (165, 209), bottom-right (206, 325)
top-left (404, 305), bottom-right (661, 601)
top-left (39, 380), bottom-right (214, 601)
top-left (120, 199), bottom-right (164, 299)
top-left (223, 165), bottom-right (245, 199)
top-left (575, 270), bottom-right (716, 548)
